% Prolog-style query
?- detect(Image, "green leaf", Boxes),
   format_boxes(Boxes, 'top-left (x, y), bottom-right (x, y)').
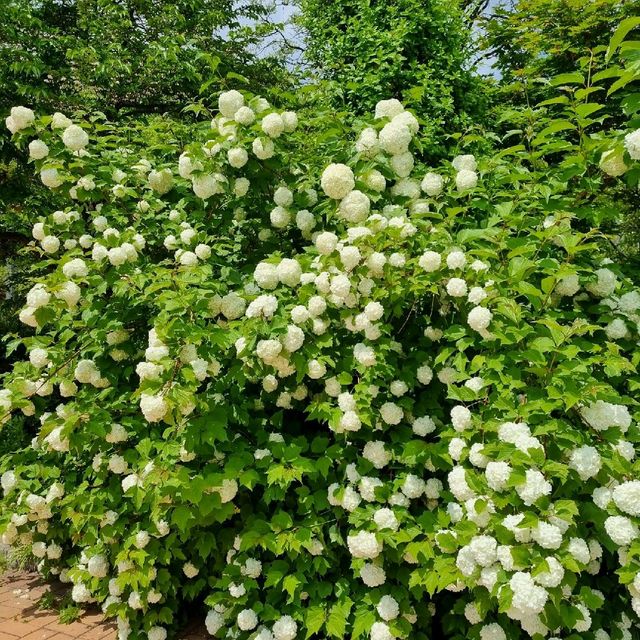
top-left (326, 597), bottom-right (353, 638)
top-left (283, 574), bottom-right (300, 601)
top-left (606, 17), bottom-right (640, 61)
top-left (549, 72), bottom-right (584, 86)
top-left (574, 103), bottom-right (604, 119)
top-left (226, 71), bottom-right (248, 84)
top-left (351, 606), bottom-right (375, 640)
top-left (171, 506), bottom-right (193, 534)
top-left (305, 605), bottom-right (326, 639)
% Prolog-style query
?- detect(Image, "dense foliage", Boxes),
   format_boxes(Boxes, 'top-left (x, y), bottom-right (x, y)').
top-left (480, 0), bottom-right (640, 94)
top-left (296, 0), bottom-right (487, 151)
top-left (1, 16), bottom-right (640, 637)
top-left (0, 0), bottom-right (286, 114)
top-left (0, 0), bottom-right (295, 387)
top-left (2, 4), bottom-right (640, 640)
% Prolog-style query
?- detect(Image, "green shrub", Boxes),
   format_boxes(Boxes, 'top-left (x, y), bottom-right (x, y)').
top-left (0, 30), bottom-right (640, 639)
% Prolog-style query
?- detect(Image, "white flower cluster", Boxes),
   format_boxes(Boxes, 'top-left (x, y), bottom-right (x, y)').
top-left (2, 91), bottom-right (640, 640)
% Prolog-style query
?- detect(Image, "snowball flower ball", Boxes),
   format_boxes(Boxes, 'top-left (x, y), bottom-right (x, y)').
top-left (1, 471), bottom-right (16, 494)
top-left (277, 258), bottom-right (302, 286)
top-left (148, 627), bottom-right (167, 640)
top-left (237, 609), bottom-right (258, 631)
top-left (234, 106), bottom-right (255, 125)
top-left (253, 137), bottom-right (275, 159)
top-left (27, 283), bottom-right (50, 308)
top-left (412, 415), bottom-right (436, 436)
top-left (451, 405), bottom-right (471, 431)
top-left (373, 507), bottom-right (398, 530)
top-left (274, 186), bottom-right (293, 207)
top-left (480, 624), bottom-right (506, 640)
top-left (452, 154), bottom-right (477, 172)
top-left (270, 206), bottom-right (291, 228)
top-left (62, 258), bottom-right (88, 278)
top-left (421, 172), bottom-right (443, 196)
top-left (41, 235), bottom-right (60, 253)
top-left (228, 147), bottom-right (248, 168)
top-left (140, 393), bottom-right (168, 423)
top-left (363, 441), bottom-right (391, 469)
top-left (419, 250), bottom-right (441, 272)
top-left (586, 267), bottom-right (617, 297)
top-left (600, 149), bottom-right (628, 177)
top-left (468, 306), bottom-right (492, 332)
top-left (605, 515), bottom-right (638, 546)
top-left (370, 621), bottom-right (393, 640)
top-left (447, 277), bottom-right (467, 297)
top-left (569, 445), bottom-right (601, 480)
top-left (456, 169), bottom-right (478, 191)
top-left (192, 174), bottom-right (223, 200)
top-left (219, 90), bottom-right (244, 118)
top-left (29, 348), bottom-right (49, 368)
top-left (134, 530), bottom-right (150, 549)
top-left (62, 124), bottom-right (89, 150)
top-left (87, 554), bottom-right (108, 578)
top-left (321, 163), bottom-right (355, 199)
top-left (315, 231), bottom-right (338, 255)
top-left (339, 190), bottom-right (370, 223)
top-left (282, 111), bottom-right (298, 132)
top-left (262, 113), bottom-right (285, 138)
top-left (254, 262), bottom-right (279, 289)
top-left (375, 99), bottom-right (405, 119)
top-left (380, 402), bottom-right (403, 425)
top-left (376, 595), bottom-right (399, 621)
top-left (612, 481), bottom-right (640, 516)
top-left (41, 168), bottom-right (63, 188)
top-left (8, 106), bottom-right (35, 131)
top-left (296, 209), bottom-right (315, 232)
top-left (148, 168), bottom-right (173, 194)
top-left (624, 129), bottom-right (640, 160)
top-left (379, 121), bottom-right (412, 155)
top-left (485, 461), bottom-right (511, 492)
top-left (360, 563), bottom-right (386, 587)
top-left (347, 530), bottom-right (382, 559)
top-left (516, 469), bottom-right (552, 506)
top-left (28, 140), bottom-right (49, 160)
top-left (272, 615), bottom-right (297, 640)
top-left (356, 128), bottom-right (379, 156)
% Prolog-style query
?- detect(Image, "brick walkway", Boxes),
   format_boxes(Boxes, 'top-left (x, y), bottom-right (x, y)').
top-left (0, 571), bottom-right (207, 639)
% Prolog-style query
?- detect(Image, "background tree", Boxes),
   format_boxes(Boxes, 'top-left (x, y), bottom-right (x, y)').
top-left (0, 0), bottom-right (292, 115)
top-left (479, 0), bottom-right (640, 103)
top-left (295, 0), bottom-right (489, 155)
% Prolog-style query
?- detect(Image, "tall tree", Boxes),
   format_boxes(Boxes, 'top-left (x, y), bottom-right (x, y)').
top-left (480, 0), bottom-right (640, 95)
top-left (296, 0), bottom-right (488, 153)
top-left (0, 0), bottom-right (289, 115)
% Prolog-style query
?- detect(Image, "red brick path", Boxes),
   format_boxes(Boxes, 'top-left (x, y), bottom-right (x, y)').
top-left (0, 571), bottom-right (207, 640)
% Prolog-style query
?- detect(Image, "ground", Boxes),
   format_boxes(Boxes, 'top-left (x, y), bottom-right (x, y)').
top-left (0, 571), bottom-right (207, 640)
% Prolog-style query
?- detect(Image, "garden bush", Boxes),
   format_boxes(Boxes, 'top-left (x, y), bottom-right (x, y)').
top-left (1, 61), bottom-right (640, 640)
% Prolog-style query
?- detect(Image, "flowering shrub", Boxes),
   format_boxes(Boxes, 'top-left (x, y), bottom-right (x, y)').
top-left (1, 84), bottom-right (640, 640)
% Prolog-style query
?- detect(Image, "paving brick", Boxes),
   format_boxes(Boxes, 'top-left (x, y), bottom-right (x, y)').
top-left (46, 620), bottom-right (89, 636)
top-left (21, 628), bottom-right (63, 640)
top-left (78, 612), bottom-right (106, 627)
top-left (1, 617), bottom-right (54, 637)
top-left (0, 603), bottom-right (22, 618)
top-left (0, 571), bottom-right (209, 639)
top-left (77, 627), bottom-right (113, 640)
